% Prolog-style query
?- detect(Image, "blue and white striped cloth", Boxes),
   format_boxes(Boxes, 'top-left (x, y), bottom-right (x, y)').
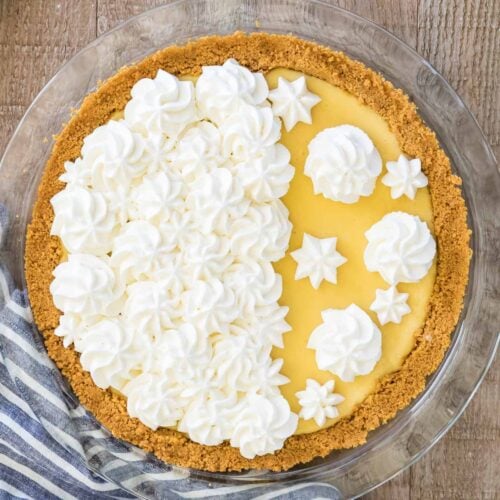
top-left (0, 205), bottom-right (341, 499)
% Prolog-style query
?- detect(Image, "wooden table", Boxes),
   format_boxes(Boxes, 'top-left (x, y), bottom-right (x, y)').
top-left (0, 1), bottom-right (497, 498)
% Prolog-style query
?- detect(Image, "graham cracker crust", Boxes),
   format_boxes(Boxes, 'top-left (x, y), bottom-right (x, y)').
top-left (25, 32), bottom-right (470, 472)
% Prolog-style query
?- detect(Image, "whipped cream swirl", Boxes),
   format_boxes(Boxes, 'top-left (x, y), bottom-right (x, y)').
top-left (124, 69), bottom-right (196, 136)
top-left (110, 221), bottom-right (169, 283)
top-left (308, 304), bottom-right (382, 382)
top-left (129, 171), bottom-right (183, 222)
top-left (79, 318), bottom-right (139, 391)
top-left (168, 121), bottom-right (223, 181)
top-left (124, 372), bottom-right (184, 430)
top-left (81, 120), bottom-right (148, 191)
top-left (229, 393), bottom-right (299, 459)
top-left (178, 390), bottom-right (238, 446)
top-left (221, 104), bottom-right (281, 161)
top-left (364, 211), bottom-right (436, 284)
top-left (196, 58), bottom-right (268, 124)
top-left (305, 125), bottom-right (382, 203)
top-left (236, 144), bottom-right (294, 203)
top-left (50, 254), bottom-right (123, 317)
top-left (152, 323), bottom-right (212, 375)
top-left (51, 186), bottom-right (117, 255)
top-left (229, 201), bottom-right (292, 262)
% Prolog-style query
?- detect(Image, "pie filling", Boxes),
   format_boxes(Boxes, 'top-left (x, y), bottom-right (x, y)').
top-left (47, 61), bottom-right (436, 455)
top-left (268, 69), bottom-right (435, 434)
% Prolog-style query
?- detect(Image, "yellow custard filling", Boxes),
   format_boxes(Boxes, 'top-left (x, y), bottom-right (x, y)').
top-left (109, 69), bottom-right (436, 437)
top-left (267, 69), bottom-right (436, 434)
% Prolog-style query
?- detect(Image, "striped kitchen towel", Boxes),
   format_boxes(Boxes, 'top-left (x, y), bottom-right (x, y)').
top-left (0, 205), bottom-right (342, 499)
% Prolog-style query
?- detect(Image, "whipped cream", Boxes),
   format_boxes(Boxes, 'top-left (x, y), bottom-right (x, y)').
top-left (59, 158), bottom-right (92, 187)
top-left (242, 302), bottom-right (291, 349)
top-left (211, 333), bottom-right (288, 394)
top-left (196, 58), bottom-right (269, 124)
top-left (181, 278), bottom-right (239, 335)
top-left (50, 254), bottom-right (124, 317)
top-left (370, 286), bottom-right (411, 325)
top-left (221, 104), bottom-right (281, 161)
top-left (50, 60), bottom-right (298, 457)
top-left (382, 154), bottom-right (428, 199)
top-left (124, 69), bottom-right (196, 136)
top-left (237, 144), bottom-right (295, 203)
top-left (79, 318), bottom-right (139, 391)
top-left (229, 393), bottom-right (298, 459)
top-left (81, 120), bottom-right (148, 191)
top-left (129, 171), bottom-right (183, 222)
top-left (224, 260), bottom-right (282, 316)
top-left (54, 313), bottom-right (96, 349)
top-left (308, 304), bottom-right (382, 382)
top-left (182, 233), bottom-right (232, 281)
top-left (179, 390), bottom-right (238, 446)
top-left (187, 167), bottom-right (248, 234)
top-left (305, 125), bottom-right (382, 203)
top-left (269, 76), bottom-right (321, 131)
top-left (124, 372), bottom-right (184, 430)
top-left (291, 233), bottom-right (347, 289)
top-left (167, 121), bottom-right (223, 181)
top-left (110, 220), bottom-right (169, 283)
top-left (296, 379), bottom-right (344, 426)
top-left (51, 186), bottom-right (117, 255)
top-left (151, 323), bottom-right (212, 376)
top-left (229, 201), bottom-right (292, 262)
top-left (124, 280), bottom-right (177, 335)
top-left (364, 211), bottom-right (436, 284)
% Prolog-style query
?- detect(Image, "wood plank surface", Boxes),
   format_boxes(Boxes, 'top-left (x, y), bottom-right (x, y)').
top-left (0, 1), bottom-right (498, 498)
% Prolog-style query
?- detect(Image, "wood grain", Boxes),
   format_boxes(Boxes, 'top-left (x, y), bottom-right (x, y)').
top-left (417, 0), bottom-right (499, 159)
top-left (0, 1), bottom-right (497, 498)
top-left (0, 0), bottom-right (97, 153)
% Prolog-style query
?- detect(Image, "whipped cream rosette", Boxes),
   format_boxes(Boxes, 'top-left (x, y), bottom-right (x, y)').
top-left (308, 304), bottom-right (382, 382)
top-left (364, 211), bottom-right (436, 285)
top-left (305, 124), bottom-right (382, 204)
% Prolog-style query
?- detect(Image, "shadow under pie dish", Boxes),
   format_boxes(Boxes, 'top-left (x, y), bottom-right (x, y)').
top-left (24, 32), bottom-right (470, 472)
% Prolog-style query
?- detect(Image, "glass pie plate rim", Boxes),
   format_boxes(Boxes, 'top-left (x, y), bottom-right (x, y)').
top-left (0, 0), bottom-right (498, 497)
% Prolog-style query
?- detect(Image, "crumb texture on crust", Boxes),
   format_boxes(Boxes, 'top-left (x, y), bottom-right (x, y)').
top-left (25, 32), bottom-right (470, 472)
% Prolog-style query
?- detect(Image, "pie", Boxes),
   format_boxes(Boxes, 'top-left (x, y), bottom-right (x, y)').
top-left (25, 32), bottom-right (470, 472)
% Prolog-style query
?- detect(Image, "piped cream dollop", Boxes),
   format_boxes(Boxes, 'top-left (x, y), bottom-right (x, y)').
top-left (304, 125), bottom-right (382, 204)
top-left (307, 304), bottom-right (382, 382)
top-left (364, 211), bottom-right (436, 285)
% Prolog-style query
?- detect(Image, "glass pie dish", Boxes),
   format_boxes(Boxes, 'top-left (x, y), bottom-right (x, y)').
top-left (0, 0), bottom-right (498, 497)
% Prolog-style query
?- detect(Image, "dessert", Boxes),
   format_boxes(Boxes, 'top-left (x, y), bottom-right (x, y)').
top-left (25, 32), bottom-right (470, 472)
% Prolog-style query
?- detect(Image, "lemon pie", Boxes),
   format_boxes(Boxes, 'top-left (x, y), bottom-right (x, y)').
top-left (25, 32), bottom-right (470, 472)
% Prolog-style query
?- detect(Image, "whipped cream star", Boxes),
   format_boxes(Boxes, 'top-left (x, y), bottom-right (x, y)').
top-left (291, 233), bottom-right (347, 289)
top-left (370, 286), bottom-right (411, 325)
top-left (269, 76), bottom-right (321, 131)
top-left (382, 154), bottom-right (428, 199)
top-left (296, 379), bottom-right (344, 427)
